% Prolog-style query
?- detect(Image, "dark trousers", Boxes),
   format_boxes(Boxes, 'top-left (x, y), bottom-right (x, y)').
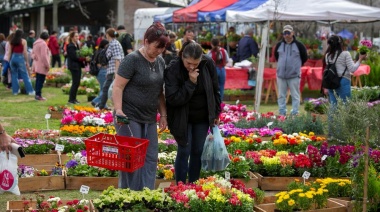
top-left (35, 73), bottom-right (46, 97)
top-left (51, 54), bottom-right (61, 67)
top-left (68, 68), bottom-right (82, 102)
top-left (98, 73), bottom-right (114, 109)
top-left (175, 121), bottom-right (209, 184)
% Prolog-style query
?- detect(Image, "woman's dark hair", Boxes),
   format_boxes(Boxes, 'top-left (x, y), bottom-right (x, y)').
top-left (323, 35), bottom-right (343, 66)
top-left (40, 32), bottom-right (49, 40)
top-left (69, 31), bottom-right (78, 43)
top-left (99, 39), bottom-right (109, 49)
top-left (144, 22), bottom-right (169, 48)
top-left (10, 29), bottom-right (23, 46)
top-left (0, 33), bottom-right (5, 42)
top-left (179, 41), bottom-right (202, 59)
top-left (211, 37), bottom-right (223, 65)
top-left (106, 28), bottom-right (118, 38)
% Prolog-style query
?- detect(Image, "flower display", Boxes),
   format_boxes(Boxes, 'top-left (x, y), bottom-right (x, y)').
top-left (164, 175), bottom-right (255, 211)
top-left (45, 68), bottom-right (71, 83)
top-left (18, 165), bottom-right (35, 178)
top-left (304, 97), bottom-right (328, 114)
top-left (157, 164), bottom-right (175, 180)
top-left (61, 107), bottom-right (113, 126)
top-left (59, 125), bottom-right (115, 137)
top-left (158, 151), bottom-right (177, 165)
top-left (358, 39), bottom-right (372, 54)
top-left (65, 150), bottom-right (117, 177)
top-left (22, 194), bottom-right (90, 212)
top-left (14, 138), bottom-right (55, 154)
top-left (13, 129), bottom-right (60, 140)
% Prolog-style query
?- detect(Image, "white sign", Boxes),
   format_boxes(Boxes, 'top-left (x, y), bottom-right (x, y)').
top-left (45, 114), bottom-right (51, 119)
top-left (321, 155), bottom-right (328, 161)
top-left (80, 185), bottom-right (90, 194)
top-left (267, 122), bottom-right (273, 127)
top-left (102, 145), bottom-right (118, 154)
top-left (236, 100), bottom-right (239, 105)
top-left (55, 144), bottom-right (65, 152)
top-left (302, 171), bottom-right (311, 179)
top-left (225, 171), bottom-right (230, 180)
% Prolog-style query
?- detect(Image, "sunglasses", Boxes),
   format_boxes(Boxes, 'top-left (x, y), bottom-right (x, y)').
top-left (283, 31), bottom-right (291, 35)
top-left (156, 29), bottom-right (168, 37)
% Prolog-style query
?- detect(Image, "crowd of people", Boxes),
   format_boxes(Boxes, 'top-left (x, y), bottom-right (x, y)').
top-left (0, 23), bottom-right (367, 190)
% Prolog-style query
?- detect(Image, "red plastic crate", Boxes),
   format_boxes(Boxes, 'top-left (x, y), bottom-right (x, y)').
top-left (85, 133), bottom-right (149, 172)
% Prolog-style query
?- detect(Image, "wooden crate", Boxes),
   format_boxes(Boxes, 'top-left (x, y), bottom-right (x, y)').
top-left (19, 174), bottom-right (65, 192)
top-left (50, 110), bottom-right (63, 119)
top-left (255, 173), bottom-right (315, 191)
top-left (18, 154), bottom-right (61, 171)
top-left (65, 176), bottom-right (118, 190)
top-left (234, 171), bottom-right (259, 188)
top-left (7, 200), bottom-right (95, 212)
top-left (254, 198), bottom-right (347, 212)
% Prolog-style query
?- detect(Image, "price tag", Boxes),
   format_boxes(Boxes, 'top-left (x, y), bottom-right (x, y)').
top-left (45, 114), bottom-right (51, 119)
top-left (321, 155), bottom-right (328, 161)
top-left (267, 122), bottom-right (273, 127)
top-left (80, 185), bottom-right (90, 194)
top-left (225, 171), bottom-right (230, 180)
top-left (55, 144), bottom-right (65, 152)
top-left (302, 171), bottom-right (311, 179)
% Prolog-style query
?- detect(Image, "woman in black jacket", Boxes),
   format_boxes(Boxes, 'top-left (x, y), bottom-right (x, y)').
top-left (66, 31), bottom-right (86, 104)
top-left (164, 41), bottom-right (221, 184)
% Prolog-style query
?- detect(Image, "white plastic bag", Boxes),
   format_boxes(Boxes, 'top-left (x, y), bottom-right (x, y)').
top-left (0, 152), bottom-right (20, 195)
top-left (201, 126), bottom-right (230, 171)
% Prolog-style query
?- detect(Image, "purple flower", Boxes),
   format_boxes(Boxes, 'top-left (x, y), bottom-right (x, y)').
top-left (66, 160), bottom-right (78, 168)
top-left (80, 150), bottom-right (87, 157)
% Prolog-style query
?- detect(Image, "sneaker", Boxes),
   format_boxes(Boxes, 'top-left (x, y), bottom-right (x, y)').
top-left (28, 91), bottom-right (36, 96)
top-left (68, 100), bottom-right (76, 104)
top-left (91, 101), bottom-right (96, 107)
top-left (35, 96), bottom-right (47, 101)
top-left (74, 100), bottom-right (80, 104)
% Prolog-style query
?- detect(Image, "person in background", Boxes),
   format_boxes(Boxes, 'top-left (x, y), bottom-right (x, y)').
top-left (113, 22), bottom-right (168, 190)
top-left (163, 31), bottom-right (178, 65)
top-left (165, 41), bottom-right (221, 184)
top-left (0, 123), bottom-right (15, 152)
top-left (66, 31), bottom-right (87, 104)
top-left (174, 26), bottom-right (194, 52)
top-left (97, 28), bottom-right (124, 110)
top-left (207, 37), bottom-right (228, 101)
top-left (26, 30), bottom-right (36, 66)
top-left (48, 31), bottom-right (61, 68)
top-left (96, 32), bottom-right (105, 47)
top-left (323, 35), bottom-right (366, 105)
top-left (85, 34), bottom-right (96, 51)
top-left (274, 25), bottom-right (308, 116)
top-left (0, 33), bottom-right (5, 65)
top-left (91, 39), bottom-right (109, 107)
top-left (236, 27), bottom-right (259, 62)
top-left (117, 25), bottom-right (133, 56)
top-left (8, 29), bottom-right (35, 96)
top-left (2, 33), bottom-right (14, 89)
top-left (32, 32), bottom-right (50, 101)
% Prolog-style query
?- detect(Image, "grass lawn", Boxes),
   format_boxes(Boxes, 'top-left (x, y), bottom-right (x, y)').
top-left (0, 84), bottom-right (321, 209)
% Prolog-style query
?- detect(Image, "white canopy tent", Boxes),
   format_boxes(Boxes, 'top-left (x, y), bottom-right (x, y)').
top-left (225, 0), bottom-right (380, 112)
top-left (226, 0), bottom-right (380, 22)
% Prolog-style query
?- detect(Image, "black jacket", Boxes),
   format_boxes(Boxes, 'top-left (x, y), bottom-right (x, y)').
top-left (164, 55), bottom-right (221, 146)
top-left (67, 42), bottom-right (84, 70)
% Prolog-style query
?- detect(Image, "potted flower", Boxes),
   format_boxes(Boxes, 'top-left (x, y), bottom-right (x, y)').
top-left (351, 36), bottom-right (359, 50)
top-left (304, 97), bottom-right (328, 114)
top-left (358, 39), bottom-right (372, 55)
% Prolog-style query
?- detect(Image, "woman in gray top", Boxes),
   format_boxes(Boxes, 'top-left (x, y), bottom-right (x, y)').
top-left (112, 22), bottom-right (169, 191)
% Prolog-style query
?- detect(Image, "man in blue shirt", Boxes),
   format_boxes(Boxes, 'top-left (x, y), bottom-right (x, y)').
top-left (236, 27), bottom-right (259, 62)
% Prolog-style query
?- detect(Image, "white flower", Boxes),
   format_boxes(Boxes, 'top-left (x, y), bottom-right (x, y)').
top-left (80, 156), bottom-right (87, 165)
top-left (80, 199), bottom-right (89, 205)
top-left (74, 152), bottom-right (82, 161)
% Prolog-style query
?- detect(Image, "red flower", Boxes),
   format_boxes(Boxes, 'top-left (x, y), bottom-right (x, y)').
top-left (233, 157), bottom-right (241, 162)
top-left (254, 137), bottom-right (262, 143)
top-left (73, 199), bottom-right (79, 204)
top-left (234, 149), bottom-right (242, 155)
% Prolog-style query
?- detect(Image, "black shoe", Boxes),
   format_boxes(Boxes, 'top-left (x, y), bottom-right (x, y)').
top-left (68, 100), bottom-right (76, 104)
top-left (74, 100), bottom-right (80, 104)
top-left (91, 102), bottom-right (96, 107)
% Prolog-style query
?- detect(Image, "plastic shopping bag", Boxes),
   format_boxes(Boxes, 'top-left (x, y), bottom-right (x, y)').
top-left (211, 126), bottom-right (230, 171)
top-left (201, 133), bottom-right (215, 171)
top-left (0, 152), bottom-right (20, 195)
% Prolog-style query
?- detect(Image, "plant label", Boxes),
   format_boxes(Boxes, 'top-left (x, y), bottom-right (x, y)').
top-left (55, 144), bottom-right (64, 152)
top-left (321, 155), bottom-right (328, 161)
top-left (305, 147), bottom-right (308, 154)
top-left (225, 171), bottom-right (230, 180)
top-left (45, 114), bottom-right (51, 119)
top-left (236, 100), bottom-right (239, 105)
top-left (80, 185), bottom-right (90, 194)
top-left (267, 122), bottom-right (273, 127)
top-left (302, 171), bottom-right (311, 179)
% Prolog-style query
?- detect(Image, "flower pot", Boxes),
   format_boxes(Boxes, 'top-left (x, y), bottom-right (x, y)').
top-left (50, 110), bottom-right (63, 119)
top-left (359, 51), bottom-right (367, 55)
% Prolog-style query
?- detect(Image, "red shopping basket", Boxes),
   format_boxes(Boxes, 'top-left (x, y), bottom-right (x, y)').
top-left (85, 133), bottom-right (149, 172)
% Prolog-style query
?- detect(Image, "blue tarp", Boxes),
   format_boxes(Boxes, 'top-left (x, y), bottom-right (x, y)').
top-left (337, 29), bottom-right (354, 40)
top-left (198, 0), bottom-right (267, 22)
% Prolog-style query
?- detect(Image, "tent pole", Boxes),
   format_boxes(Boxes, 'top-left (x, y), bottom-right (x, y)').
top-left (254, 22), bottom-right (269, 112)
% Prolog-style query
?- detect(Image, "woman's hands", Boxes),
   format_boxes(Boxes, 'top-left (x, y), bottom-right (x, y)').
top-left (158, 116), bottom-right (167, 133)
top-left (189, 68), bottom-right (199, 84)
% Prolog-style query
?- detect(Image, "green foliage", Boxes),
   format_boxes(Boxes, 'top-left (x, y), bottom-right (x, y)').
top-left (23, 143), bottom-right (54, 154)
top-left (278, 113), bottom-right (324, 135)
top-left (363, 51), bottom-right (380, 86)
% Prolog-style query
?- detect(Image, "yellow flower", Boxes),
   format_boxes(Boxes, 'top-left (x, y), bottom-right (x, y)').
top-left (283, 194), bottom-right (290, 200)
top-left (299, 193), bottom-right (305, 197)
top-left (276, 199), bottom-right (283, 203)
top-left (288, 199), bottom-right (295, 206)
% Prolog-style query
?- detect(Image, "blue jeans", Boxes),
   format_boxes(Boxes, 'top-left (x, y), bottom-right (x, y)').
top-left (2, 60), bottom-right (9, 76)
top-left (277, 77), bottom-right (300, 116)
top-left (175, 121), bottom-right (209, 184)
top-left (116, 120), bottom-right (158, 190)
top-left (35, 73), bottom-right (46, 97)
top-left (91, 67), bottom-right (107, 105)
top-left (10, 53), bottom-right (34, 95)
top-left (327, 77), bottom-right (351, 136)
top-left (216, 66), bottom-right (226, 101)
